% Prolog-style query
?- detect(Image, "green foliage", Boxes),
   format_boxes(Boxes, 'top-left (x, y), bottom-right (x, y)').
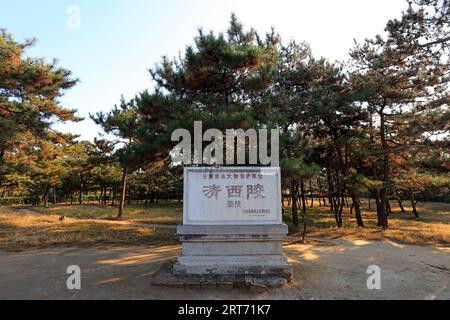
top-left (0, 30), bottom-right (80, 163)
top-left (0, 196), bottom-right (29, 205)
top-left (150, 14), bottom-right (279, 134)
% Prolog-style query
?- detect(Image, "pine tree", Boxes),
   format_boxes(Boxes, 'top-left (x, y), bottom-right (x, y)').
top-left (150, 14), bottom-right (279, 135)
top-left (349, 3), bottom-right (449, 228)
top-left (91, 97), bottom-right (140, 217)
top-left (0, 30), bottom-right (80, 165)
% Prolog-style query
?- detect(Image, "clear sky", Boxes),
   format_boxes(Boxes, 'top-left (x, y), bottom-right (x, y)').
top-left (0, 0), bottom-right (408, 142)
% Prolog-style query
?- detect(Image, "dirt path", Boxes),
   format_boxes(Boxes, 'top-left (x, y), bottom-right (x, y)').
top-left (0, 239), bottom-right (448, 300)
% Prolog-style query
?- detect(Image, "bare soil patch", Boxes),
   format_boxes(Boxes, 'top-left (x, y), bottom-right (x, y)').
top-left (0, 239), bottom-right (448, 300)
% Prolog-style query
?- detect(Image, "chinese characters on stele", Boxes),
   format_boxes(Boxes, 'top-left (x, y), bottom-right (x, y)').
top-left (202, 172), bottom-right (266, 210)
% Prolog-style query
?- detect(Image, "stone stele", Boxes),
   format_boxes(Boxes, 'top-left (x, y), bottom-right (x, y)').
top-left (173, 167), bottom-right (293, 279)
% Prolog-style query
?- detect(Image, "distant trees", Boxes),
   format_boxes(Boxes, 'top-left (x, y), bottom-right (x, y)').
top-left (91, 92), bottom-right (179, 217)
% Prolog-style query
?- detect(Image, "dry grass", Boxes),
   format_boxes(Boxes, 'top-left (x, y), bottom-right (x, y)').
top-left (285, 200), bottom-right (450, 246)
top-left (0, 200), bottom-right (448, 251)
top-left (33, 203), bottom-right (182, 225)
top-left (0, 207), bottom-right (178, 252)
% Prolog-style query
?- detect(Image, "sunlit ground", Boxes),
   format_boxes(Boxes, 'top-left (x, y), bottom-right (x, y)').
top-left (0, 206), bottom-right (178, 251)
top-left (284, 200), bottom-right (450, 246)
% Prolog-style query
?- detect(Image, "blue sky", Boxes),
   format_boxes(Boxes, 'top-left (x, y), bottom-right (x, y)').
top-left (0, 0), bottom-right (408, 141)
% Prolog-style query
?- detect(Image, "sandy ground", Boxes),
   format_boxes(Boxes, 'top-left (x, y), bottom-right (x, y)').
top-left (0, 239), bottom-right (448, 300)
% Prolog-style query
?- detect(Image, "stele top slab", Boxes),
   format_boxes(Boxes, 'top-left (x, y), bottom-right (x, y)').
top-left (183, 167), bottom-right (282, 226)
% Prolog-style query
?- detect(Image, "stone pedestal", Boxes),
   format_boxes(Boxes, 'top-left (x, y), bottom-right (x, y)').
top-left (173, 225), bottom-right (292, 279)
top-left (173, 167), bottom-right (293, 283)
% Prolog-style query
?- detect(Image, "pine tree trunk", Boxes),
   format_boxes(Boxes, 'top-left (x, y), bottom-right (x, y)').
top-left (379, 111), bottom-right (389, 229)
top-left (118, 166), bottom-right (128, 218)
top-left (296, 192), bottom-right (308, 243)
top-left (53, 187), bottom-right (57, 205)
top-left (411, 193), bottom-right (419, 218)
top-left (78, 183), bottom-right (83, 205)
top-left (291, 180), bottom-right (299, 227)
top-left (317, 178), bottom-right (322, 207)
top-left (386, 199), bottom-right (392, 215)
top-left (395, 191), bottom-right (405, 213)
top-left (101, 188), bottom-right (105, 204)
top-left (398, 199), bottom-right (405, 213)
top-left (380, 190), bottom-right (389, 229)
top-left (327, 169), bottom-right (334, 212)
top-left (300, 180), bottom-right (307, 216)
top-left (338, 195), bottom-right (344, 227)
top-left (44, 185), bottom-right (50, 208)
top-left (334, 196), bottom-right (343, 228)
top-left (373, 190), bottom-right (382, 227)
top-left (145, 189), bottom-right (150, 205)
top-left (150, 192), bottom-right (156, 204)
top-left (0, 148), bottom-right (5, 169)
top-left (350, 192), bottom-right (364, 227)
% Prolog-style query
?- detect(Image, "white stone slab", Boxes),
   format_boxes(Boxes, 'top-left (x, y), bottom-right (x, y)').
top-left (183, 167), bottom-right (282, 225)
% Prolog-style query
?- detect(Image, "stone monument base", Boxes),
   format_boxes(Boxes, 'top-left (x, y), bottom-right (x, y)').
top-left (151, 265), bottom-right (289, 289)
top-left (173, 225), bottom-right (293, 279)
